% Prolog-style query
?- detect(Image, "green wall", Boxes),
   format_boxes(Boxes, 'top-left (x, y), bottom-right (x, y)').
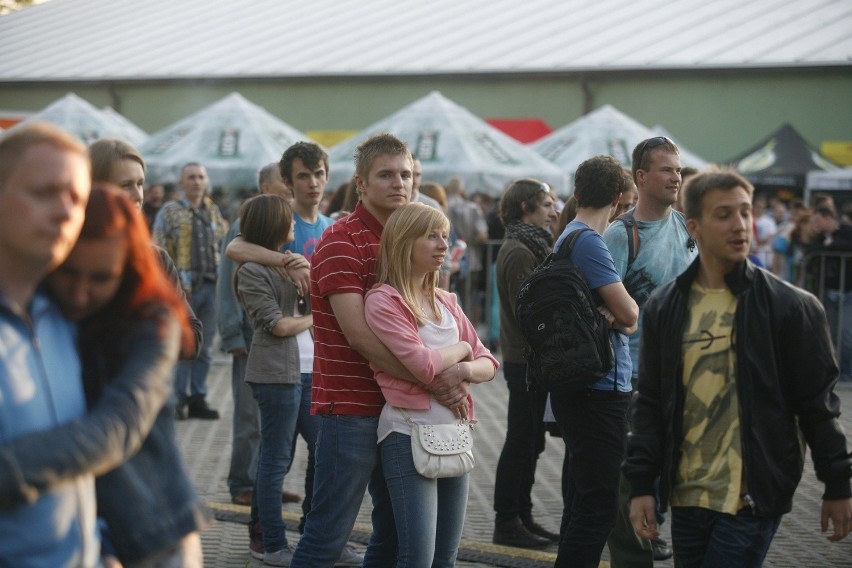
top-left (1, 68), bottom-right (850, 163)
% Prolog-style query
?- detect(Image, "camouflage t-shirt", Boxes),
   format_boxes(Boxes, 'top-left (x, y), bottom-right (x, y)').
top-left (671, 282), bottom-right (747, 514)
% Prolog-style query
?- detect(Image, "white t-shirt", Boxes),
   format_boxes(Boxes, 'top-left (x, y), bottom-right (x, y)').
top-left (754, 214), bottom-right (777, 267)
top-left (294, 303), bottom-right (313, 374)
top-left (377, 301), bottom-right (460, 443)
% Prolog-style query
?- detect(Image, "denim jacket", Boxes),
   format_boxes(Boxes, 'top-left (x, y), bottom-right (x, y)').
top-left (0, 306), bottom-right (210, 563)
top-left (216, 220), bottom-right (253, 354)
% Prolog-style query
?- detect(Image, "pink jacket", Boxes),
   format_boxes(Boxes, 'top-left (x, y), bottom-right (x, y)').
top-left (364, 284), bottom-right (499, 417)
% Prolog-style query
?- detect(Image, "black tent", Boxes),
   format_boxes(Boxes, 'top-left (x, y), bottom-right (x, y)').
top-left (727, 123), bottom-right (841, 195)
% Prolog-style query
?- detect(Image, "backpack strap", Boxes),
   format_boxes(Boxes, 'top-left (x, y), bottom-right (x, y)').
top-left (553, 227), bottom-right (593, 262)
top-left (615, 211), bottom-right (640, 270)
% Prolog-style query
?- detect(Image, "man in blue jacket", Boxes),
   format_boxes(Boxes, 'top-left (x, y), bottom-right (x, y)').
top-left (625, 169), bottom-right (852, 566)
top-left (0, 123), bottom-right (95, 566)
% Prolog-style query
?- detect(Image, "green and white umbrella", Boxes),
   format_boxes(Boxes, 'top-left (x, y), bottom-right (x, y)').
top-left (532, 105), bottom-right (709, 192)
top-left (328, 91), bottom-right (567, 197)
top-left (141, 92), bottom-right (313, 190)
top-left (13, 92), bottom-right (148, 146)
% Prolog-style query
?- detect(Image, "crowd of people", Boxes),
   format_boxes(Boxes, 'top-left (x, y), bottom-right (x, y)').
top-left (1, 122), bottom-right (850, 568)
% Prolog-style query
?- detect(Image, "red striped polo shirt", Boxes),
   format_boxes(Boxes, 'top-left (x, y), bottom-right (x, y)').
top-left (309, 203), bottom-right (386, 416)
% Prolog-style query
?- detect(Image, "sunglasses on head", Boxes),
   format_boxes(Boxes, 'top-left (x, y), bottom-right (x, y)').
top-left (635, 136), bottom-right (673, 170)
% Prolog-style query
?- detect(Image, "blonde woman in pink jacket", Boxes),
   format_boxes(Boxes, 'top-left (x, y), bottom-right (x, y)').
top-left (365, 202), bottom-right (499, 567)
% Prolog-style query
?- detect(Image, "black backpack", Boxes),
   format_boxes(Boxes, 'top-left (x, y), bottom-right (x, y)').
top-left (516, 228), bottom-right (614, 393)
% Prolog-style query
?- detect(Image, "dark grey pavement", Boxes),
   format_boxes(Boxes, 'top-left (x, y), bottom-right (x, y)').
top-left (176, 351), bottom-right (852, 567)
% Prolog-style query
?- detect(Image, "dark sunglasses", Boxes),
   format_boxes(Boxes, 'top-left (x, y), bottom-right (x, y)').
top-left (297, 295), bottom-right (307, 316)
top-left (635, 136), bottom-right (672, 171)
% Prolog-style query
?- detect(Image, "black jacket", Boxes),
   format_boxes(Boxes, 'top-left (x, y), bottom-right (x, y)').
top-left (624, 258), bottom-right (852, 517)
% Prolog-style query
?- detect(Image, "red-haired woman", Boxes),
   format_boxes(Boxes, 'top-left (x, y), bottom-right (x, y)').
top-left (0, 185), bottom-right (209, 567)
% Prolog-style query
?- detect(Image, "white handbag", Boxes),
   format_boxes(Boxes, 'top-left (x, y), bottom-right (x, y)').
top-left (405, 416), bottom-right (476, 479)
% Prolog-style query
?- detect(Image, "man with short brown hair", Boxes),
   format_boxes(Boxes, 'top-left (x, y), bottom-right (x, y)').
top-left (0, 122), bottom-right (96, 565)
top-left (626, 169), bottom-right (852, 565)
top-left (291, 134), bottom-right (469, 567)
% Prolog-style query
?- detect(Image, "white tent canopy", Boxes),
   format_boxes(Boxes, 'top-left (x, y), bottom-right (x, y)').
top-left (327, 91), bottom-right (567, 197)
top-left (531, 105), bottom-right (709, 191)
top-left (140, 92), bottom-right (314, 189)
top-left (101, 106), bottom-right (149, 147)
top-left (806, 169), bottom-right (852, 192)
top-left (12, 92), bottom-right (149, 146)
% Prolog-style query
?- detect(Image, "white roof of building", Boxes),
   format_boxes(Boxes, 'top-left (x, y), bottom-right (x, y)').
top-left (1, 0), bottom-right (850, 82)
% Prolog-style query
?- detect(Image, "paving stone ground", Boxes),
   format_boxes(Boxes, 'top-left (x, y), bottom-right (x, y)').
top-left (177, 351), bottom-right (852, 567)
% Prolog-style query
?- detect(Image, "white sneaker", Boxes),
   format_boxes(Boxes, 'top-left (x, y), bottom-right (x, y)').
top-left (263, 546), bottom-right (295, 566)
top-left (334, 543), bottom-right (364, 567)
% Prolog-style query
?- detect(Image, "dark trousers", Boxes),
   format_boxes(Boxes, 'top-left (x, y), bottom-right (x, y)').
top-left (671, 506), bottom-right (781, 568)
top-left (608, 386), bottom-right (653, 567)
top-left (493, 361), bottom-right (548, 521)
top-left (551, 389), bottom-right (629, 568)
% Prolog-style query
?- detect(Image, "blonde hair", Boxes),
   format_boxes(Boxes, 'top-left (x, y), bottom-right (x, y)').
top-left (88, 137), bottom-right (145, 183)
top-left (376, 202), bottom-right (449, 326)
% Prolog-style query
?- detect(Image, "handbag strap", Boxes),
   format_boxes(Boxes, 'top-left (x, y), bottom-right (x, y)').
top-left (397, 408), bottom-right (476, 428)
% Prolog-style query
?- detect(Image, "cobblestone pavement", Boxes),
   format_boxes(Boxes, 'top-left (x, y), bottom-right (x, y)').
top-left (177, 353), bottom-right (852, 567)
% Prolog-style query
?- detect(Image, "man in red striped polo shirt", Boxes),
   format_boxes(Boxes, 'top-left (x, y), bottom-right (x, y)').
top-left (291, 134), bottom-right (469, 566)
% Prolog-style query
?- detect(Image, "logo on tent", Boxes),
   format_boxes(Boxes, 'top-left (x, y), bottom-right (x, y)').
top-left (416, 130), bottom-right (439, 161)
top-left (219, 129), bottom-right (240, 157)
top-left (606, 139), bottom-right (631, 166)
top-left (150, 127), bottom-right (192, 155)
top-left (738, 140), bottom-right (776, 174)
top-left (475, 132), bottom-right (517, 164)
top-left (541, 137), bottom-right (575, 162)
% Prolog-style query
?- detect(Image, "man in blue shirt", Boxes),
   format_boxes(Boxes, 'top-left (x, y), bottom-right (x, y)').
top-left (0, 123), bottom-right (95, 566)
top-left (603, 136), bottom-right (697, 565)
top-left (550, 155), bottom-right (638, 567)
top-left (218, 162), bottom-right (298, 507)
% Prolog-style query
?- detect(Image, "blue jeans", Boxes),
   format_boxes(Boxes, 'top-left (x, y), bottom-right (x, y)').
top-left (176, 280), bottom-right (217, 400)
top-left (291, 414), bottom-right (397, 567)
top-left (381, 432), bottom-right (469, 568)
top-left (291, 373), bottom-right (319, 531)
top-left (551, 389), bottom-right (629, 568)
top-left (248, 382), bottom-right (300, 553)
top-left (228, 353), bottom-right (259, 496)
top-left (671, 507), bottom-right (781, 567)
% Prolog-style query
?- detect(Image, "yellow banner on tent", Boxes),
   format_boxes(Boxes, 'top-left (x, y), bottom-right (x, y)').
top-left (822, 141), bottom-right (852, 166)
top-left (306, 130), bottom-right (358, 149)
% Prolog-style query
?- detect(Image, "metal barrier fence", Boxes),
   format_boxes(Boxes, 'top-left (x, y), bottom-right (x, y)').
top-left (799, 251), bottom-right (852, 378)
top-left (464, 244), bottom-right (851, 380)
top-left (451, 240), bottom-right (504, 345)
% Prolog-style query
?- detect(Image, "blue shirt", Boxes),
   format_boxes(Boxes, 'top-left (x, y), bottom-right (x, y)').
top-left (0, 290), bottom-right (99, 567)
top-left (603, 211), bottom-right (697, 377)
top-left (554, 221), bottom-right (632, 392)
top-left (286, 213), bottom-right (334, 262)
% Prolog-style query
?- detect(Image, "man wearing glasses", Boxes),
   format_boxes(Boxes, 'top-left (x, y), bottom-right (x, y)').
top-left (603, 136), bottom-right (697, 565)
